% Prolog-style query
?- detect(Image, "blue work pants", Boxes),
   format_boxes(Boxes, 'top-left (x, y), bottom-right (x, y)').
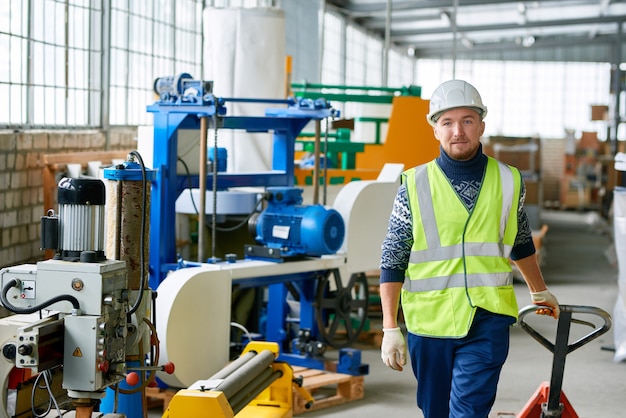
top-left (408, 309), bottom-right (516, 418)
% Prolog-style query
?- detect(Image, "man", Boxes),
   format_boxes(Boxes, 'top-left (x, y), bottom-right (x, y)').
top-left (379, 79), bottom-right (559, 418)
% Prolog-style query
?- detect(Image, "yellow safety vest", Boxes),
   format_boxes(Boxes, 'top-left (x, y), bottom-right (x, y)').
top-left (401, 157), bottom-right (521, 338)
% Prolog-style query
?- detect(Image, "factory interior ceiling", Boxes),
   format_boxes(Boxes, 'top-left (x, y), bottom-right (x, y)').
top-left (325, 0), bottom-right (626, 64)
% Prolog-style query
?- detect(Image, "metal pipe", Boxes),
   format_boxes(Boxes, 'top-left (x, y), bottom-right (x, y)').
top-left (213, 350), bottom-right (275, 400)
top-left (229, 369), bottom-right (282, 415)
top-left (313, 119), bottom-right (321, 204)
top-left (452, 0), bottom-right (459, 77)
top-left (198, 116), bottom-right (208, 262)
top-left (208, 351), bottom-right (257, 380)
top-left (227, 367), bottom-right (273, 410)
top-left (382, 0), bottom-right (391, 86)
top-left (323, 117), bottom-right (329, 205)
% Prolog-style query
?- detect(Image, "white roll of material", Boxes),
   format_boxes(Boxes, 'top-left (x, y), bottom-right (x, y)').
top-left (203, 7), bottom-right (286, 174)
top-left (156, 267), bottom-right (232, 387)
top-left (612, 187), bottom-right (626, 362)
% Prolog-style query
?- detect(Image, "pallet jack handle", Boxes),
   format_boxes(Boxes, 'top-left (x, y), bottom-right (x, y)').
top-left (518, 305), bottom-right (612, 417)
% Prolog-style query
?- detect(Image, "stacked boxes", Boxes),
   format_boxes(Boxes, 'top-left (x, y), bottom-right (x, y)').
top-left (483, 136), bottom-right (542, 228)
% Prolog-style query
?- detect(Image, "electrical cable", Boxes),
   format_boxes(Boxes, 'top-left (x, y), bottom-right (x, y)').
top-left (115, 317), bottom-right (160, 395)
top-left (31, 369), bottom-right (63, 418)
top-left (178, 142), bottom-right (264, 233)
top-left (177, 157), bottom-right (200, 215)
top-left (209, 198), bottom-right (264, 232)
top-left (1, 278), bottom-right (80, 314)
top-left (127, 150), bottom-right (147, 317)
top-left (231, 321), bottom-right (253, 343)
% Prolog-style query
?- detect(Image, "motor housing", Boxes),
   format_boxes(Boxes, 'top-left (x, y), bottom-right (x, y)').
top-left (41, 177), bottom-right (107, 262)
top-left (251, 187), bottom-right (345, 258)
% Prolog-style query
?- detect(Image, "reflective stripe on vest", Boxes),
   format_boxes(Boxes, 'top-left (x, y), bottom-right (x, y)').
top-left (401, 157), bottom-right (521, 337)
top-left (406, 161), bottom-right (514, 266)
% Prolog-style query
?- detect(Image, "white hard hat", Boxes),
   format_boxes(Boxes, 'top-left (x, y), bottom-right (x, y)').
top-left (426, 80), bottom-right (488, 126)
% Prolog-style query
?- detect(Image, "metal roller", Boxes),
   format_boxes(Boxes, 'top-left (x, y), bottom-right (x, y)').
top-left (212, 349), bottom-right (275, 400)
top-left (208, 350), bottom-right (256, 380)
top-left (229, 368), bottom-right (282, 415)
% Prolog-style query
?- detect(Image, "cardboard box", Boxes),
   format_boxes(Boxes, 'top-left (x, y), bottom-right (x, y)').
top-left (591, 105), bottom-right (609, 121)
top-left (560, 176), bottom-right (591, 209)
top-left (524, 178), bottom-right (541, 205)
top-left (579, 131), bottom-right (599, 151)
top-left (485, 137), bottom-right (541, 173)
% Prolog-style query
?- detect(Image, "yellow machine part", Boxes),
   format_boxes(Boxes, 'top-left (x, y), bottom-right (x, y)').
top-left (293, 95), bottom-right (439, 186)
top-left (162, 342), bottom-right (293, 418)
top-left (356, 96), bottom-right (439, 171)
top-left (162, 390), bottom-right (234, 418)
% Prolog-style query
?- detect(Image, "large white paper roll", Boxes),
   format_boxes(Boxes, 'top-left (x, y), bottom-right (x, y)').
top-left (203, 7), bottom-right (286, 173)
top-left (156, 267), bottom-right (232, 387)
top-left (612, 188), bottom-right (626, 362)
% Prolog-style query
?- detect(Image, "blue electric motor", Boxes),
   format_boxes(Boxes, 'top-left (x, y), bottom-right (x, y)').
top-left (250, 187), bottom-right (345, 258)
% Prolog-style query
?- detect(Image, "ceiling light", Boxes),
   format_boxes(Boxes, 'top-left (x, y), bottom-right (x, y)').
top-left (522, 35), bottom-right (535, 47)
top-left (407, 47), bottom-right (416, 57)
top-left (461, 37), bottom-right (473, 48)
top-left (517, 3), bottom-right (527, 25)
top-left (440, 10), bottom-right (451, 25)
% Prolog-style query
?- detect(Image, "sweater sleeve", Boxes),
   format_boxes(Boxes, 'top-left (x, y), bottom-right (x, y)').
top-left (379, 183), bottom-right (413, 283)
top-left (510, 180), bottom-right (537, 261)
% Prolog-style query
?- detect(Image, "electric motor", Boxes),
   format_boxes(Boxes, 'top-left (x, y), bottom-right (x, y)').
top-left (41, 177), bottom-right (107, 262)
top-left (250, 187), bottom-right (345, 257)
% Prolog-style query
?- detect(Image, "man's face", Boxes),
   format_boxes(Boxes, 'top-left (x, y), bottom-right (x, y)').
top-left (433, 107), bottom-right (485, 161)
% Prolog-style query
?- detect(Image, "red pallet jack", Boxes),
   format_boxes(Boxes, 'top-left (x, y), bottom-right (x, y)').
top-left (512, 304), bottom-right (612, 418)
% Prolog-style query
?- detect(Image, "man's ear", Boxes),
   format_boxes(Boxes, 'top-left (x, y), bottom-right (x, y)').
top-left (433, 127), bottom-right (441, 141)
top-left (479, 121), bottom-right (485, 137)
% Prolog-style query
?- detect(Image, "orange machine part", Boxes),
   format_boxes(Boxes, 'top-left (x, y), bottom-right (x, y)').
top-left (356, 96), bottom-right (439, 172)
top-left (517, 381), bottom-right (579, 418)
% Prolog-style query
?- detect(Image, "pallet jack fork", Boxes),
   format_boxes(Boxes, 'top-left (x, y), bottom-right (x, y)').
top-left (516, 304), bottom-right (612, 418)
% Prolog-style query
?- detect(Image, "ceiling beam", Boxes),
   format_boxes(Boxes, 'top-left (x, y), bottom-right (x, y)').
top-left (390, 15), bottom-right (626, 38)
top-left (410, 33), bottom-right (618, 59)
top-left (327, 0), bottom-right (626, 15)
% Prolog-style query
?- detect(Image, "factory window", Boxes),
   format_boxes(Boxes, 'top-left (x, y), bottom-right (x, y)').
top-left (0, 0), bottom-right (203, 129)
top-left (416, 59), bottom-right (611, 139)
top-left (0, 0), bottom-right (103, 128)
top-left (321, 11), bottom-right (344, 86)
top-left (109, 0), bottom-right (203, 126)
top-left (364, 35), bottom-right (383, 86)
top-left (345, 24), bottom-right (367, 86)
top-left (387, 49), bottom-right (414, 87)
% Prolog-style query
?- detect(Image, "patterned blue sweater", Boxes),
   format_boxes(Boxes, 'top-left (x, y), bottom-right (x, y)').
top-left (379, 144), bottom-right (536, 284)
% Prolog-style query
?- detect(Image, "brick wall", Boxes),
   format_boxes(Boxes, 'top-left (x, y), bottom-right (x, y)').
top-left (0, 128), bottom-right (137, 269)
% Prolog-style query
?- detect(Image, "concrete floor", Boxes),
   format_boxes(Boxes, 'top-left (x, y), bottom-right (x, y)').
top-left (147, 209), bottom-right (626, 417)
top-left (297, 210), bottom-right (626, 418)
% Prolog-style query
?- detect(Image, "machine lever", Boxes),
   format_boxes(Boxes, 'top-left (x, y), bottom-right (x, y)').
top-left (292, 376), bottom-right (314, 410)
top-left (127, 361), bottom-right (175, 374)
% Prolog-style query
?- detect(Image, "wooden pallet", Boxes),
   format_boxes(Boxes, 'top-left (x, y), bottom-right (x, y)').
top-left (145, 387), bottom-right (178, 412)
top-left (291, 366), bottom-right (364, 414)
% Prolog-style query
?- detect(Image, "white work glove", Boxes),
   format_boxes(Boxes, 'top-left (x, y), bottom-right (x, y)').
top-left (381, 327), bottom-right (407, 371)
top-left (531, 289), bottom-right (560, 319)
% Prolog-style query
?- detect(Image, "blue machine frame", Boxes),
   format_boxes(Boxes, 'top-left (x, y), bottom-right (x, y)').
top-left (145, 81), bottom-right (367, 375)
top-left (146, 95), bottom-right (336, 289)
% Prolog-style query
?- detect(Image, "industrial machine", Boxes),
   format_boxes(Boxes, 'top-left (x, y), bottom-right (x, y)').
top-left (161, 341), bottom-right (301, 418)
top-left (0, 74), bottom-right (404, 417)
top-left (0, 176), bottom-right (135, 417)
top-left (0, 155), bottom-right (179, 418)
top-left (140, 74), bottom-right (403, 388)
